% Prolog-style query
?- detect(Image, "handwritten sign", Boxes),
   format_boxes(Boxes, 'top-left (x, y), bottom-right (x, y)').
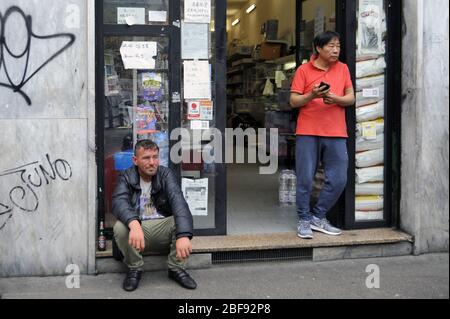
top-left (120, 41), bottom-right (157, 70)
top-left (182, 22), bottom-right (209, 59)
top-left (183, 60), bottom-right (211, 99)
top-left (117, 7), bottom-right (145, 25)
top-left (185, 0), bottom-right (211, 23)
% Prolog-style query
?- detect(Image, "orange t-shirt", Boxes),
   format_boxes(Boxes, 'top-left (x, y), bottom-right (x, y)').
top-left (291, 55), bottom-right (353, 138)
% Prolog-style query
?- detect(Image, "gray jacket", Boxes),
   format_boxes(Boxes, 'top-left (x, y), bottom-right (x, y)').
top-left (112, 165), bottom-right (193, 239)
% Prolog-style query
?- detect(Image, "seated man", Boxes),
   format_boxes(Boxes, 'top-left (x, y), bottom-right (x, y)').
top-left (112, 139), bottom-right (197, 292)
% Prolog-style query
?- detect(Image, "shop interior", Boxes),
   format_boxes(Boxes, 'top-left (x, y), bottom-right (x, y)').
top-left (225, 0), bottom-right (336, 234)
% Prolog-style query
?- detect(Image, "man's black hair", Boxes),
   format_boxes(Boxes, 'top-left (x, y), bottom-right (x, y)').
top-left (313, 31), bottom-right (341, 54)
top-left (134, 139), bottom-right (159, 156)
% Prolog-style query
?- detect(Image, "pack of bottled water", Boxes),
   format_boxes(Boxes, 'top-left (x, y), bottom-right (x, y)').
top-left (279, 169), bottom-right (297, 206)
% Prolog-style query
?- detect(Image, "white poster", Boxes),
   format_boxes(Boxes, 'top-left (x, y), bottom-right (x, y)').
top-left (148, 10), bottom-right (167, 22)
top-left (185, 0), bottom-right (211, 23)
top-left (357, 0), bottom-right (384, 55)
top-left (182, 178), bottom-right (208, 216)
top-left (117, 7), bottom-right (146, 25)
top-left (183, 60), bottom-right (211, 99)
top-left (182, 22), bottom-right (209, 60)
top-left (120, 41), bottom-right (157, 70)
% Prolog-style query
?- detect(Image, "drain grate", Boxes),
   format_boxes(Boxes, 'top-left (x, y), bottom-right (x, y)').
top-left (212, 248), bottom-right (313, 264)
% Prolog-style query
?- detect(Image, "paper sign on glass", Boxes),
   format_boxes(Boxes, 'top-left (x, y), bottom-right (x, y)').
top-left (199, 100), bottom-right (213, 120)
top-left (148, 10), bottom-right (167, 22)
top-left (182, 22), bottom-right (209, 60)
top-left (183, 60), bottom-right (211, 99)
top-left (120, 41), bottom-right (157, 70)
top-left (185, 0), bottom-right (211, 23)
top-left (117, 7), bottom-right (145, 25)
top-left (190, 120), bottom-right (210, 130)
top-left (187, 101), bottom-right (201, 119)
top-left (182, 178), bottom-right (208, 216)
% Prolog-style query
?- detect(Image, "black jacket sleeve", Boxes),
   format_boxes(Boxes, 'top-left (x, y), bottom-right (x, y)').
top-left (163, 168), bottom-right (194, 239)
top-left (112, 172), bottom-right (140, 228)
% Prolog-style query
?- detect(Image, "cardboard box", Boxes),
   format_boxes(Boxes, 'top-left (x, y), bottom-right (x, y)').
top-left (259, 42), bottom-right (282, 60)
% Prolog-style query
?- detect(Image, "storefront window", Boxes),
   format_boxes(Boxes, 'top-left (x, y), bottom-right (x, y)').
top-left (103, 36), bottom-right (170, 229)
top-left (354, 0), bottom-right (387, 221)
top-left (104, 0), bottom-right (169, 25)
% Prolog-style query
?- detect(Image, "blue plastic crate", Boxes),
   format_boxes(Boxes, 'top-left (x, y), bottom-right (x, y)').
top-left (114, 151), bottom-right (134, 171)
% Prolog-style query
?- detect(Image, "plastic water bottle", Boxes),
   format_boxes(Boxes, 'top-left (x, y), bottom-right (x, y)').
top-left (279, 170), bottom-right (290, 206)
top-left (288, 170), bottom-right (297, 205)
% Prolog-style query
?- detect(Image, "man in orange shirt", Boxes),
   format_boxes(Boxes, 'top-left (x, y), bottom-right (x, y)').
top-left (290, 31), bottom-right (355, 239)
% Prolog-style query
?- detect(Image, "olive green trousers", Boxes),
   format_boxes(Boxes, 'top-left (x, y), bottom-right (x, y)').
top-left (113, 216), bottom-right (186, 271)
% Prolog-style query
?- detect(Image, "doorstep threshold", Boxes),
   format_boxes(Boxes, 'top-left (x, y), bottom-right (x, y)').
top-left (96, 228), bottom-right (412, 257)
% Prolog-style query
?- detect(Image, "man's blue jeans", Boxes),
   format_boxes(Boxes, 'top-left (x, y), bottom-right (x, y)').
top-left (295, 136), bottom-right (348, 221)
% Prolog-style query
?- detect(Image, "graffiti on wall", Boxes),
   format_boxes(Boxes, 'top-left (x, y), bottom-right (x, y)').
top-left (0, 6), bottom-right (76, 105)
top-left (0, 154), bottom-right (73, 230)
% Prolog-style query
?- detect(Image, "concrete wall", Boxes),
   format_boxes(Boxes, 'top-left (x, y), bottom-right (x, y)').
top-left (401, 0), bottom-right (449, 254)
top-left (0, 0), bottom-right (96, 276)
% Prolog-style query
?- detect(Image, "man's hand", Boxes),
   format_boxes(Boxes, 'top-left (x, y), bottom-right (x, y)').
top-left (128, 220), bottom-right (145, 252)
top-left (312, 84), bottom-right (330, 99)
top-left (176, 237), bottom-right (192, 261)
top-left (323, 92), bottom-right (338, 105)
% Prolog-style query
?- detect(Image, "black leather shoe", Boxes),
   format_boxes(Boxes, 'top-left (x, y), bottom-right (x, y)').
top-left (123, 269), bottom-right (142, 292)
top-left (168, 269), bottom-right (197, 289)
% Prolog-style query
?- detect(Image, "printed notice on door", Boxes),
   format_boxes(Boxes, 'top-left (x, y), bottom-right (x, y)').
top-left (182, 22), bottom-right (209, 60)
top-left (117, 7), bottom-right (146, 25)
top-left (182, 178), bottom-right (208, 216)
top-left (120, 41), bottom-right (157, 70)
top-left (183, 60), bottom-right (211, 99)
top-left (185, 0), bottom-right (211, 23)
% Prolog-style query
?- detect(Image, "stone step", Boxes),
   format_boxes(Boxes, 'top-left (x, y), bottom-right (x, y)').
top-left (96, 228), bottom-right (413, 273)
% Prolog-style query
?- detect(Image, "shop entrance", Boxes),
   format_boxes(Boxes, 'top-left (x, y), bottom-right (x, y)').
top-left (96, 0), bottom-right (228, 244)
top-left (225, 0), bottom-right (402, 234)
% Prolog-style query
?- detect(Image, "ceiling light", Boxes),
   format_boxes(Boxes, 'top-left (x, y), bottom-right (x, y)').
top-left (232, 18), bottom-right (240, 26)
top-left (246, 4), bottom-right (256, 14)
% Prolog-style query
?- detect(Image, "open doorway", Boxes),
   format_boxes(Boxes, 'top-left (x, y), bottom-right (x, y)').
top-left (225, 0), bottom-right (337, 235)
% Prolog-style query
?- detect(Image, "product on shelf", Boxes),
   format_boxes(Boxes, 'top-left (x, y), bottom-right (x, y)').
top-left (355, 166), bottom-right (384, 184)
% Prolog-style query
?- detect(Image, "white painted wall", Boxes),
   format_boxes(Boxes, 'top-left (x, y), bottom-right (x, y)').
top-left (0, 0), bottom-right (96, 276)
top-left (401, 0), bottom-right (449, 254)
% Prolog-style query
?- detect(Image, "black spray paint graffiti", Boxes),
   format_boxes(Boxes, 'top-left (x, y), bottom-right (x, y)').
top-left (0, 6), bottom-right (76, 105)
top-left (0, 154), bottom-right (72, 230)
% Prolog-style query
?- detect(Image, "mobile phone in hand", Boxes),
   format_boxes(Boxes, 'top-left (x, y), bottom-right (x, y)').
top-left (319, 81), bottom-right (330, 91)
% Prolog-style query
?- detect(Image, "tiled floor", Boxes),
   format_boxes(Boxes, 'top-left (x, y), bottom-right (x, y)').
top-left (227, 162), bottom-right (297, 235)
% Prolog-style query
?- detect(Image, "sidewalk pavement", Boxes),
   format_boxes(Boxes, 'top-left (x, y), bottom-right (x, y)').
top-left (0, 253), bottom-right (448, 299)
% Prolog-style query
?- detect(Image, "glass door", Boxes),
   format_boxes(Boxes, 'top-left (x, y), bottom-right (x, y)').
top-left (96, 0), bottom-right (180, 236)
top-left (96, 0), bottom-right (227, 238)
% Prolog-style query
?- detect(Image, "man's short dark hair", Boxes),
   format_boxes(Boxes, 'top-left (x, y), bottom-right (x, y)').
top-left (314, 31), bottom-right (341, 53)
top-left (134, 139), bottom-right (159, 156)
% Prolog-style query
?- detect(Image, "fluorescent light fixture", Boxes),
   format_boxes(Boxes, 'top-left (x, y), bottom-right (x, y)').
top-left (246, 4), bottom-right (256, 14)
top-left (232, 18), bottom-right (240, 26)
